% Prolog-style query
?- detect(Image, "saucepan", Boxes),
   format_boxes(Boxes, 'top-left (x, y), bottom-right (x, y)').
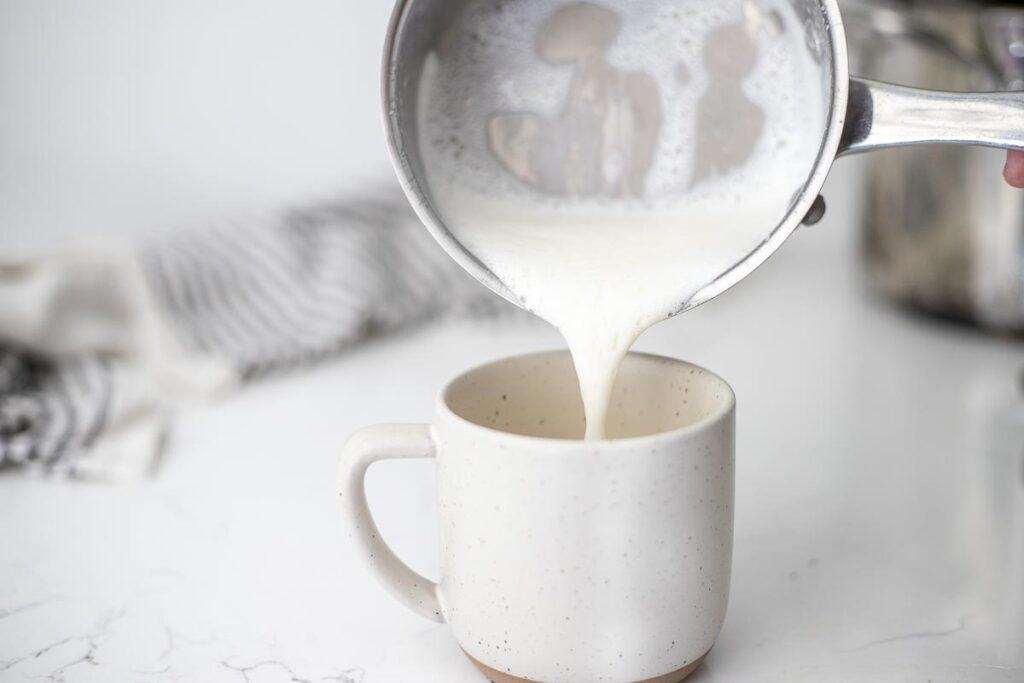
top-left (382, 0), bottom-right (1024, 311)
top-left (844, 0), bottom-right (1024, 332)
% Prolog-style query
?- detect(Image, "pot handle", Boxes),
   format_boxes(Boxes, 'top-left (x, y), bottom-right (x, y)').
top-left (839, 77), bottom-right (1024, 156)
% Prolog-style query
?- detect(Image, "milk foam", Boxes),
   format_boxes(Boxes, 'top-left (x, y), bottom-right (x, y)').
top-left (416, 0), bottom-right (828, 438)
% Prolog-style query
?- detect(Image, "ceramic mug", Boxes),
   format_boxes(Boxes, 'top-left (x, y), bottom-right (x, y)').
top-left (337, 351), bottom-right (735, 683)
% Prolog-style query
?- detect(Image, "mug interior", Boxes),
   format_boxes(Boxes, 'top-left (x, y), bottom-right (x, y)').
top-left (443, 351), bottom-right (733, 440)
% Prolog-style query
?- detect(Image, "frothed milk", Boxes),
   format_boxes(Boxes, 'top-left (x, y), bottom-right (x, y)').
top-left (416, 1), bottom-right (827, 438)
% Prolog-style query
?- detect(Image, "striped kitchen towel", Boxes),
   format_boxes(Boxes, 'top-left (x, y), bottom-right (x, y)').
top-left (0, 189), bottom-right (508, 480)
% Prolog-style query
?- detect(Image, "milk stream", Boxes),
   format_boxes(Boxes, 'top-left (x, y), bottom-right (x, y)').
top-left (416, 0), bottom-right (827, 438)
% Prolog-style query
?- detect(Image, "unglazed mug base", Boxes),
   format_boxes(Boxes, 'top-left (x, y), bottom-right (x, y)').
top-left (465, 649), bottom-right (710, 683)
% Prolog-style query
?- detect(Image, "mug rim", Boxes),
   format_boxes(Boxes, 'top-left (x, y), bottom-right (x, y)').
top-left (437, 350), bottom-right (736, 450)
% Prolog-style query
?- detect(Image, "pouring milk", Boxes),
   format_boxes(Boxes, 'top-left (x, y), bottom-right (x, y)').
top-left (416, 0), bottom-right (826, 438)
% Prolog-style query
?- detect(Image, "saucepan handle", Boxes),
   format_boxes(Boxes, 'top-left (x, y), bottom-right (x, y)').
top-left (839, 77), bottom-right (1024, 156)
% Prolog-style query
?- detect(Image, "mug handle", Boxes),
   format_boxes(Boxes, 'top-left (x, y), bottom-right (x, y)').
top-left (840, 78), bottom-right (1024, 156)
top-left (337, 424), bottom-right (444, 623)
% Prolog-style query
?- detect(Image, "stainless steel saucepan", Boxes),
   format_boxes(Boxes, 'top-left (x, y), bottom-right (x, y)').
top-left (383, 0), bottom-right (1024, 312)
top-left (845, 0), bottom-right (1024, 333)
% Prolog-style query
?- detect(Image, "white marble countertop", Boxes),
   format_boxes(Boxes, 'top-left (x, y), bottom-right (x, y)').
top-left (2, 162), bottom-right (1023, 682)
top-left (4, 1), bottom-right (1021, 680)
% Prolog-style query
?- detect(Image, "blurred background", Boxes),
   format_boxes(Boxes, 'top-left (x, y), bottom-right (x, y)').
top-left (0, 1), bottom-right (1022, 682)
top-left (2, 1), bottom-right (392, 255)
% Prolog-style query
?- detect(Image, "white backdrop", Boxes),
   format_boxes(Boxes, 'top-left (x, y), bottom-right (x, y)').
top-left (1, 1), bottom-right (394, 256)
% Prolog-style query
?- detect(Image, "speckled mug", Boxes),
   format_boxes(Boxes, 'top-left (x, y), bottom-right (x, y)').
top-left (338, 351), bottom-right (735, 683)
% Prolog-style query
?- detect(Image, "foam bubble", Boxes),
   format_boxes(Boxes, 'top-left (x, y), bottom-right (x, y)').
top-left (418, 0), bottom-right (826, 212)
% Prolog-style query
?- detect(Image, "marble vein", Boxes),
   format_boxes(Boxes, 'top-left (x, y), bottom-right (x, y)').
top-left (848, 615), bottom-right (973, 652)
top-left (0, 637), bottom-right (75, 672)
top-left (0, 605), bottom-right (127, 680)
top-left (221, 658), bottom-right (364, 683)
top-left (0, 597), bottom-right (56, 620)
